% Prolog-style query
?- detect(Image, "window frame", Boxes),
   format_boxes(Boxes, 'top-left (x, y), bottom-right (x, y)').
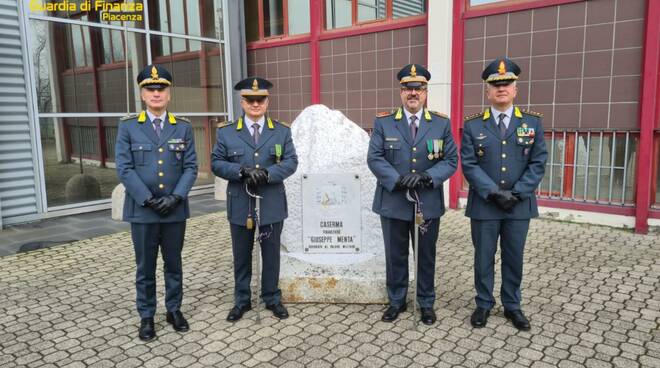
top-left (245, 0), bottom-right (426, 47)
top-left (464, 0), bottom-right (584, 18)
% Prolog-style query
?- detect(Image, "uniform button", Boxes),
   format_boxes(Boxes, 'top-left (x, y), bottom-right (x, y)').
top-left (501, 167), bottom-right (507, 172)
top-left (502, 140), bottom-right (507, 145)
top-left (255, 152), bottom-right (259, 157)
top-left (389, 145), bottom-right (393, 148)
top-left (502, 153), bottom-right (506, 158)
top-left (412, 147), bottom-right (417, 151)
top-left (158, 148), bottom-right (164, 153)
top-left (159, 184), bottom-right (164, 189)
top-left (411, 169), bottom-right (416, 173)
top-left (139, 146), bottom-right (143, 150)
top-left (412, 158), bottom-right (417, 163)
top-left (255, 164), bottom-right (260, 168)
top-left (158, 172), bottom-right (164, 177)
top-left (501, 180), bottom-right (506, 184)
top-left (158, 160), bottom-right (163, 165)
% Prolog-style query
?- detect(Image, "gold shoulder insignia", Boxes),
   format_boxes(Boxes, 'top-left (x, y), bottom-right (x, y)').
top-left (277, 120), bottom-right (291, 128)
top-left (522, 109), bottom-right (543, 117)
top-left (217, 121), bottom-right (235, 129)
top-left (120, 113), bottom-right (137, 121)
top-left (430, 110), bottom-right (449, 119)
top-left (376, 111), bottom-right (393, 118)
top-left (463, 112), bottom-right (483, 121)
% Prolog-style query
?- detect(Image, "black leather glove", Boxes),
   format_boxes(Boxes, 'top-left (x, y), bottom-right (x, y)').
top-left (239, 166), bottom-right (254, 180)
top-left (249, 168), bottom-right (269, 186)
top-left (402, 173), bottom-right (423, 189)
top-left (393, 176), bottom-right (406, 191)
top-left (144, 196), bottom-right (160, 209)
top-left (488, 190), bottom-right (520, 212)
top-left (418, 172), bottom-right (433, 188)
top-left (155, 194), bottom-right (182, 216)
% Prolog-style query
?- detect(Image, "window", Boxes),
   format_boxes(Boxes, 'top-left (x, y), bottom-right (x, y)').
top-left (325, 0), bottom-right (426, 30)
top-left (470, 0), bottom-right (507, 5)
top-left (245, 0), bottom-right (310, 42)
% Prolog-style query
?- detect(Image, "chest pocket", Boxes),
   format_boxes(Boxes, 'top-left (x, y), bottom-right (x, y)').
top-left (131, 144), bottom-right (152, 165)
top-left (385, 141), bottom-right (401, 165)
top-left (515, 136), bottom-right (534, 161)
top-left (228, 147), bottom-right (245, 163)
top-left (168, 141), bottom-right (187, 165)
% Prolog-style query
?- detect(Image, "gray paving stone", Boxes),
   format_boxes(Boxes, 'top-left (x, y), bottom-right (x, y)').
top-left (0, 210), bottom-right (657, 367)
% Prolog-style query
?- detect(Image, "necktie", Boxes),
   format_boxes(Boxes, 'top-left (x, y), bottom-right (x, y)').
top-left (410, 115), bottom-right (418, 140)
top-left (498, 113), bottom-right (507, 138)
top-left (153, 118), bottom-right (162, 137)
top-left (252, 123), bottom-right (261, 144)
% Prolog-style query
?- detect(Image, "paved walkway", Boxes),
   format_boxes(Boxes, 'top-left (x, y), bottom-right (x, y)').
top-left (0, 193), bottom-right (224, 256)
top-left (0, 210), bottom-right (658, 368)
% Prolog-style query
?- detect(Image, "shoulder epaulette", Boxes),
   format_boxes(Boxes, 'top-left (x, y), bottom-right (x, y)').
top-left (120, 113), bottom-right (137, 121)
top-left (277, 121), bottom-right (291, 128)
top-left (463, 112), bottom-right (483, 121)
top-left (430, 110), bottom-right (449, 119)
top-left (521, 109), bottom-right (543, 117)
top-left (217, 121), bottom-right (235, 129)
top-left (376, 111), bottom-right (394, 118)
top-left (176, 115), bottom-right (191, 123)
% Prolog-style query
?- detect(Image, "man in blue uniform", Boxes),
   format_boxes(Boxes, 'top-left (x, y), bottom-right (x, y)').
top-left (367, 64), bottom-right (458, 325)
top-left (461, 58), bottom-right (548, 331)
top-left (211, 77), bottom-right (298, 322)
top-left (116, 64), bottom-right (198, 341)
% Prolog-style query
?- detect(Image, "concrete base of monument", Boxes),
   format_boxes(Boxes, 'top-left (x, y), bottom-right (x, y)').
top-left (279, 253), bottom-right (388, 304)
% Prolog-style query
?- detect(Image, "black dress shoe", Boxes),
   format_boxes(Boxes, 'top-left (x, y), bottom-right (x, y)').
top-left (266, 303), bottom-right (289, 319)
top-left (381, 304), bottom-right (407, 322)
top-left (470, 307), bottom-right (490, 328)
top-left (138, 318), bottom-right (156, 341)
top-left (226, 305), bottom-right (252, 322)
top-left (420, 308), bottom-right (437, 325)
top-left (166, 311), bottom-right (189, 332)
top-left (504, 309), bottom-right (531, 331)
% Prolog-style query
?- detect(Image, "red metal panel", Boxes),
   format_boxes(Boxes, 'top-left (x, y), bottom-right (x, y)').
top-left (464, 0), bottom-right (583, 19)
top-left (634, 0), bottom-right (660, 234)
top-left (449, 0), bottom-right (466, 209)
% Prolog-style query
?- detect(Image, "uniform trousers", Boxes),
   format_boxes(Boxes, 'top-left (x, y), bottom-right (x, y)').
top-left (470, 219), bottom-right (530, 311)
top-left (131, 221), bottom-right (186, 319)
top-left (230, 221), bottom-right (283, 308)
top-left (380, 216), bottom-right (440, 308)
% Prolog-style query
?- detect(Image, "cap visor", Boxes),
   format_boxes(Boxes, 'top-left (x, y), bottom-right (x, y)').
top-left (143, 84), bottom-right (169, 90)
top-left (488, 80), bottom-right (514, 87)
top-left (401, 81), bottom-right (424, 88)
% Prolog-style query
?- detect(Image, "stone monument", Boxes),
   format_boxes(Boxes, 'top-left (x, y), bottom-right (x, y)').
top-left (279, 105), bottom-right (387, 303)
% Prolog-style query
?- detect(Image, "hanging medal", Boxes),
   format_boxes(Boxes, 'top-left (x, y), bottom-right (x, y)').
top-left (427, 140), bottom-right (434, 160)
top-left (433, 139), bottom-right (443, 159)
top-left (275, 144), bottom-right (282, 163)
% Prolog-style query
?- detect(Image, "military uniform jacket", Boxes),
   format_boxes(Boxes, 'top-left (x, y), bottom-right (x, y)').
top-left (461, 106), bottom-right (548, 220)
top-left (116, 111), bottom-right (198, 223)
top-left (211, 115), bottom-right (298, 226)
top-left (367, 108), bottom-right (458, 221)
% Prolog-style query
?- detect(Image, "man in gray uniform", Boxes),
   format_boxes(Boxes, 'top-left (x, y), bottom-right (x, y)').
top-left (367, 64), bottom-right (458, 325)
top-left (461, 58), bottom-right (548, 331)
top-left (211, 77), bottom-right (298, 322)
top-left (116, 64), bottom-right (198, 341)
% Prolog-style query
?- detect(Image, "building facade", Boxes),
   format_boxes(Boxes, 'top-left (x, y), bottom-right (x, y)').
top-left (1, 0), bottom-right (658, 233)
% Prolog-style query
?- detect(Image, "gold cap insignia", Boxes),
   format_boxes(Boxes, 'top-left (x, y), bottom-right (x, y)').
top-left (252, 79), bottom-right (259, 91)
top-left (498, 61), bottom-right (506, 75)
top-left (411, 64), bottom-right (417, 77)
top-left (151, 66), bottom-right (159, 80)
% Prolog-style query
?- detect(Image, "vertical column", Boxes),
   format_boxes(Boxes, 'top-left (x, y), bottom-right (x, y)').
top-left (449, 0), bottom-right (466, 209)
top-left (634, 0), bottom-right (660, 233)
top-left (310, 0), bottom-right (322, 104)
